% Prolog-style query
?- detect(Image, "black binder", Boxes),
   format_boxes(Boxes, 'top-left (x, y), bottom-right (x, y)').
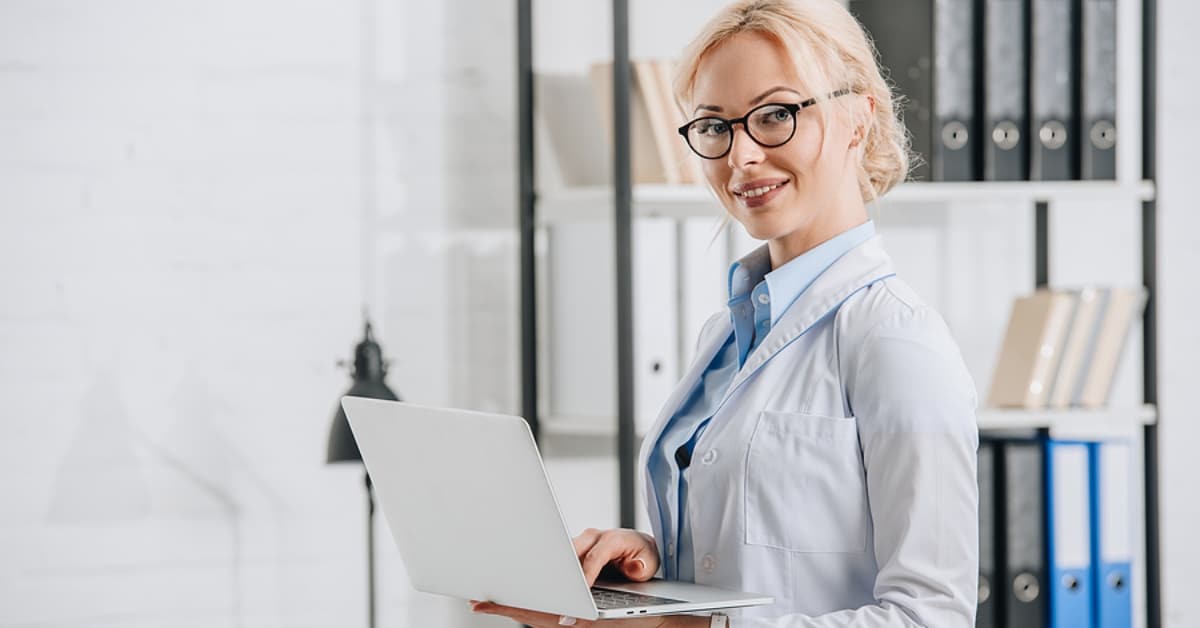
top-left (977, 440), bottom-right (999, 628)
top-left (848, 0), bottom-right (979, 182)
top-left (1029, 0), bottom-right (1078, 180)
top-left (983, 0), bottom-right (1030, 181)
top-left (1080, 0), bottom-right (1117, 179)
top-left (1000, 438), bottom-right (1047, 627)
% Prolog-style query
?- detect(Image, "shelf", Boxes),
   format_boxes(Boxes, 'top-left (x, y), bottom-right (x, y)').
top-left (538, 415), bottom-right (648, 440)
top-left (536, 180), bottom-right (1157, 225)
top-left (539, 405), bottom-right (1155, 441)
top-left (977, 404), bottom-right (1156, 440)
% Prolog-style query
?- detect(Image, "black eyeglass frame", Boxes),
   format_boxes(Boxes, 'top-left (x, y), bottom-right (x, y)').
top-left (676, 88), bottom-right (853, 160)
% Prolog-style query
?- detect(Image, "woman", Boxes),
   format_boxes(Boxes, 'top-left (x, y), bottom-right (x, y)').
top-left (474, 0), bottom-right (979, 625)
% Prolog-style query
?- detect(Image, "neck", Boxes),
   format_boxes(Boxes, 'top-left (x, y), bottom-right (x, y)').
top-left (766, 179), bottom-right (868, 269)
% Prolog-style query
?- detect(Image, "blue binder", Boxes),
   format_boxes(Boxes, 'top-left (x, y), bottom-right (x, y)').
top-left (1045, 440), bottom-right (1094, 627)
top-left (1090, 440), bottom-right (1133, 628)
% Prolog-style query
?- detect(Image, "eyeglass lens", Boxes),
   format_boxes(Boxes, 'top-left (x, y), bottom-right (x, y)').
top-left (686, 103), bottom-right (797, 159)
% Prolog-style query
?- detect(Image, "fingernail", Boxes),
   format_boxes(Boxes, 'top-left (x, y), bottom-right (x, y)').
top-left (632, 558), bottom-right (646, 572)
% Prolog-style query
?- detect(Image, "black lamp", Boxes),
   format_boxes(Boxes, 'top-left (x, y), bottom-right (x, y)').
top-left (327, 318), bottom-right (399, 628)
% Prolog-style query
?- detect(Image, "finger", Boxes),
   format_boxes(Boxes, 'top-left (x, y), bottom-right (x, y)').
top-left (471, 601), bottom-right (573, 627)
top-left (571, 528), bottom-right (603, 560)
top-left (617, 555), bottom-right (650, 581)
top-left (580, 533), bottom-right (636, 586)
top-left (579, 542), bottom-right (612, 587)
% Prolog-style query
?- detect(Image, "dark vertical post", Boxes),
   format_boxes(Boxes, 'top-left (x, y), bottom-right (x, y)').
top-left (613, 0), bottom-right (637, 529)
top-left (1142, 0), bottom-right (1160, 625)
top-left (517, 0), bottom-right (539, 440)
top-left (366, 472), bottom-right (376, 628)
top-left (1035, 201), bottom-right (1049, 288)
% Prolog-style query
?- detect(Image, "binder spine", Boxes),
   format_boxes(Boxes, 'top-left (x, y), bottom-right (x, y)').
top-left (983, 0), bottom-right (1030, 181)
top-left (977, 440), bottom-right (999, 628)
top-left (1091, 441), bottom-right (1133, 628)
top-left (1046, 440), bottom-right (1094, 627)
top-left (1081, 0), bottom-right (1117, 179)
top-left (1000, 439), bottom-right (1047, 627)
top-left (1029, 0), bottom-right (1078, 180)
top-left (933, 0), bottom-right (979, 181)
top-left (849, 0), bottom-right (934, 181)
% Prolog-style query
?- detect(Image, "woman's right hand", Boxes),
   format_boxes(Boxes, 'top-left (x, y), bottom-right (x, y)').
top-left (571, 528), bottom-right (660, 587)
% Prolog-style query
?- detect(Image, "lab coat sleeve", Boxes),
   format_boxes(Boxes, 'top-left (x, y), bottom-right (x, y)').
top-left (736, 303), bottom-right (980, 628)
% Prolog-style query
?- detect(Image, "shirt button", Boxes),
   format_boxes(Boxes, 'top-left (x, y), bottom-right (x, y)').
top-left (701, 449), bottom-right (718, 465)
top-left (757, 293), bottom-right (770, 304)
top-left (667, 542), bottom-right (675, 557)
top-left (702, 554), bottom-right (715, 572)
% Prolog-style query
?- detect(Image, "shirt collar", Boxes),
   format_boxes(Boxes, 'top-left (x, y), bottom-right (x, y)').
top-left (727, 220), bottom-right (876, 325)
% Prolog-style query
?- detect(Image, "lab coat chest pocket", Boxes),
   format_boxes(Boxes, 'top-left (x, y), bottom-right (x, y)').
top-left (744, 411), bottom-right (869, 553)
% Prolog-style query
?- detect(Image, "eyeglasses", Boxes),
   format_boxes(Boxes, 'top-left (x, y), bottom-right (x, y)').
top-left (677, 88), bottom-right (853, 160)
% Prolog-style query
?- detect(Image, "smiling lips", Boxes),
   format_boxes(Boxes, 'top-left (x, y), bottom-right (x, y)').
top-left (731, 178), bottom-right (790, 199)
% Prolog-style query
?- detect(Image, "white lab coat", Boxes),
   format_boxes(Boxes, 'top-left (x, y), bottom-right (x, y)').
top-left (638, 234), bottom-right (980, 627)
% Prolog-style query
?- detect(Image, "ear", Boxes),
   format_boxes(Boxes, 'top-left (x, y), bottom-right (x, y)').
top-left (849, 94), bottom-right (876, 149)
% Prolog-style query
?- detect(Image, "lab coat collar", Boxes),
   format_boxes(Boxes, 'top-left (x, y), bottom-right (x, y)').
top-left (642, 234), bottom-right (895, 445)
top-left (725, 234), bottom-right (895, 394)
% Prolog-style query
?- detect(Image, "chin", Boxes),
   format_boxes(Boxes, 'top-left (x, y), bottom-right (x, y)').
top-left (731, 209), bottom-right (790, 242)
top-left (737, 220), bottom-right (785, 242)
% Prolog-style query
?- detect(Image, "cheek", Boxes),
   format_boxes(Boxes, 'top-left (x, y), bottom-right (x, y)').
top-left (774, 136), bottom-right (822, 177)
top-left (702, 160), bottom-right (730, 187)
top-left (789, 124), bottom-right (852, 175)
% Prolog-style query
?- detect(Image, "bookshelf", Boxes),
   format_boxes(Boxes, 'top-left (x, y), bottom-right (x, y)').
top-left (516, 0), bottom-right (1160, 626)
top-left (536, 180), bottom-right (1158, 224)
top-left (540, 405), bottom-right (1156, 441)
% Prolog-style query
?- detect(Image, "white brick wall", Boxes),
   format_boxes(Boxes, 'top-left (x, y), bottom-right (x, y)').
top-left (0, 0), bottom-right (513, 625)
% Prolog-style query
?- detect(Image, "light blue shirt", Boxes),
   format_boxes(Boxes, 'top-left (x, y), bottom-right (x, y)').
top-left (648, 220), bottom-right (877, 581)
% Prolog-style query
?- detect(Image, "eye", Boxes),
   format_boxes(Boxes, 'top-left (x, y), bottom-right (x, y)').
top-left (755, 106), bottom-right (792, 126)
top-left (693, 120), bottom-right (729, 137)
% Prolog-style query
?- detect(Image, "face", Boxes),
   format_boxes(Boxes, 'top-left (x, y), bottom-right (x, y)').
top-left (688, 31), bottom-right (867, 257)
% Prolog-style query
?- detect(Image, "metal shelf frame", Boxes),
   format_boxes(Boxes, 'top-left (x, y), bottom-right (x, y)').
top-left (515, 0), bottom-right (1161, 625)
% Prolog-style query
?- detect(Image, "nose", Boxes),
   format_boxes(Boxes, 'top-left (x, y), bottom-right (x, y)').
top-left (726, 124), bottom-right (764, 169)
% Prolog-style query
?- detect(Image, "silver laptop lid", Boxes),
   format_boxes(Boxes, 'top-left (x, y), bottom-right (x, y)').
top-left (341, 397), bottom-right (600, 620)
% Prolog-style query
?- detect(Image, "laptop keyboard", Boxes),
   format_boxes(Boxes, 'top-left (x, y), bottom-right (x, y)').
top-left (591, 586), bottom-right (686, 609)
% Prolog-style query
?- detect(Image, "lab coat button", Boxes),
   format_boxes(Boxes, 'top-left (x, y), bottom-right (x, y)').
top-left (701, 449), bottom-right (718, 465)
top-left (702, 555), bottom-right (715, 572)
top-left (757, 293), bottom-right (770, 304)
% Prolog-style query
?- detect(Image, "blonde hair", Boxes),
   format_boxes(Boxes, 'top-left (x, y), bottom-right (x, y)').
top-left (673, 0), bottom-right (909, 202)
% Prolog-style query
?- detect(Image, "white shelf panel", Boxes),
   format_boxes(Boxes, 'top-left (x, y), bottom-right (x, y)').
top-left (538, 415), bottom-right (644, 440)
top-left (536, 180), bottom-right (1157, 225)
top-left (977, 404), bottom-right (1157, 440)
top-left (539, 405), bottom-right (1155, 441)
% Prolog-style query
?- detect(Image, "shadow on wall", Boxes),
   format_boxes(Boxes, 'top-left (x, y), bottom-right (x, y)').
top-left (47, 369), bottom-right (291, 626)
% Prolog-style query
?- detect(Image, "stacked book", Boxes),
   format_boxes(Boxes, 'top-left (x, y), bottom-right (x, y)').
top-left (536, 59), bottom-right (703, 188)
top-left (987, 287), bottom-right (1147, 410)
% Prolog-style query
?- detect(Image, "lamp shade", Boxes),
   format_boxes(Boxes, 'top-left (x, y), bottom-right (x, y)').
top-left (327, 321), bottom-right (400, 463)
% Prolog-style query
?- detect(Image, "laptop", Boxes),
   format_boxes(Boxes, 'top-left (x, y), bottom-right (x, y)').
top-left (341, 397), bottom-right (773, 620)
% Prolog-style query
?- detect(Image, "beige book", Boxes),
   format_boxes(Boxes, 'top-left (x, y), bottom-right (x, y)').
top-left (1078, 286), bottom-right (1148, 409)
top-left (1046, 286), bottom-right (1104, 409)
top-left (987, 290), bottom-right (1077, 409)
top-left (588, 61), bottom-right (667, 184)
top-left (654, 59), bottom-right (706, 186)
top-left (633, 59), bottom-right (682, 184)
top-left (535, 72), bottom-right (611, 187)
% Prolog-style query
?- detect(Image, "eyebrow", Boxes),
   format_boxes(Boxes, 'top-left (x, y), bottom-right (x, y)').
top-left (693, 86), bottom-right (804, 115)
